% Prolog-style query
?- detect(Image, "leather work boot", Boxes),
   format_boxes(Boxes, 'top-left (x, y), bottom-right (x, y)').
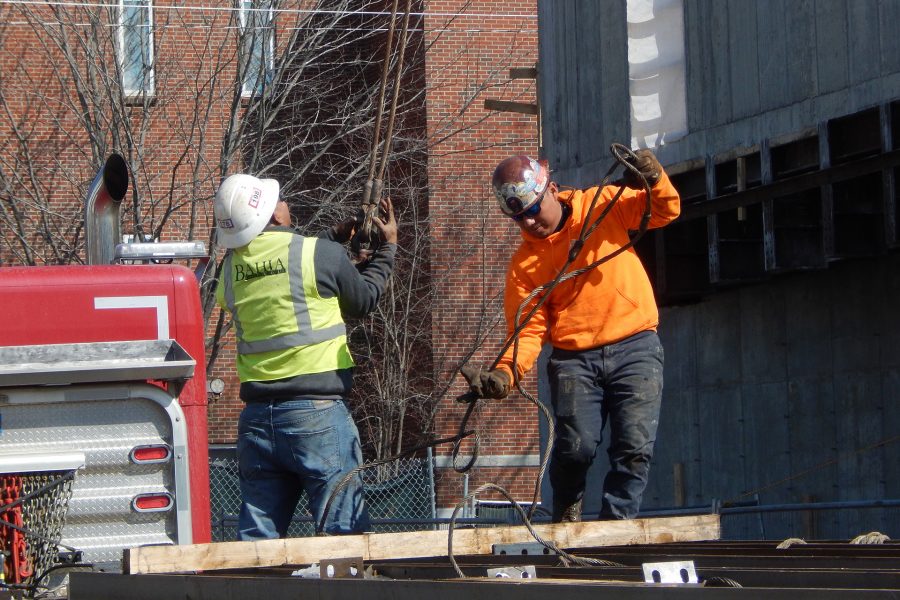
top-left (552, 498), bottom-right (583, 523)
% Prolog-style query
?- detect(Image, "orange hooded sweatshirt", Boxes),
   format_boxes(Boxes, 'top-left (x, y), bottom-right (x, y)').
top-left (497, 172), bottom-right (680, 381)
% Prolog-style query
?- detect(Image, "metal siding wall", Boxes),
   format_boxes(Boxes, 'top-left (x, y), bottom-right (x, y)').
top-left (727, 0), bottom-right (759, 120)
top-left (881, 1), bottom-right (900, 74)
top-left (755, 1), bottom-right (783, 111)
top-left (848, 1), bottom-right (881, 84)
top-left (537, 0), bottom-right (900, 538)
top-left (538, 0), bottom-right (627, 186)
top-left (543, 0), bottom-right (898, 168)
top-left (815, 0), bottom-right (850, 95)
top-left (648, 256), bottom-right (900, 539)
top-left (784, 0), bottom-right (818, 107)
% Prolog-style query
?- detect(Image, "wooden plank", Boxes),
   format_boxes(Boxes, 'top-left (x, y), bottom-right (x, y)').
top-left (562, 0), bottom-right (579, 167)
top-left (834, 371), bottom-right (885, 537)
top-left (483, 99), bottom-right (539, 115)
top-left (695, 294), bottom-right (741, 387)
top-left (538, 0), bottom-right (561, 167)
top-left (653, 308), bottom-right (702, 507)
top-left (577, 0), bottom-right (602, 165)
top-left (739, 285), bottom-right (787, 384)
top-left (783, 271), bottom-right (832, 379)
top-left (124, 514), bottom-right (721, 575)
top-left (509, 67), bottom-right (537, 80)
top-left (599, 0), bottom-right (628, 153)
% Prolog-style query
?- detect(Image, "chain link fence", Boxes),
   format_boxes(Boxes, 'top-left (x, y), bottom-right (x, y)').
top-left (209, 446), bottom-right (436, 541)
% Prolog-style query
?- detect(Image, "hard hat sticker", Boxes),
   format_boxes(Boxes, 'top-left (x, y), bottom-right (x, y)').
top-left (219, 218), bottom-right (234, 229)
top-left (248, 187), bottom-right (261, 208)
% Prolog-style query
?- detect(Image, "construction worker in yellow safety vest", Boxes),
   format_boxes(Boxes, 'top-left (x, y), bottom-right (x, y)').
top-left (214, 173), bottom-right (397, 538)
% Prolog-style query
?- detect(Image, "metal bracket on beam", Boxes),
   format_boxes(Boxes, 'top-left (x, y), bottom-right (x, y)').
top-left (492, 542), bottom-right (553, 556)
top-left (642, 560), bottom-right (698, 584)
top-left (487, 565), bottom-right (537, 579)
top-left (319, 556), bottom-right (365, 579)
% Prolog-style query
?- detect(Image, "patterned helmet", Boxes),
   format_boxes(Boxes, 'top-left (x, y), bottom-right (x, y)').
top-left (491, 155), bottom-right (549, 217)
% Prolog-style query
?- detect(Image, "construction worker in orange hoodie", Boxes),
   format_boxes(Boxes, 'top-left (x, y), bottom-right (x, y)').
top-left (462, 150), bottom-right (680, 522)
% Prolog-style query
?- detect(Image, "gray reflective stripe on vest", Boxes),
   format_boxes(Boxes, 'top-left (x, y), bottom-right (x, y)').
top-left (223, 236), bottom-right (346, 355)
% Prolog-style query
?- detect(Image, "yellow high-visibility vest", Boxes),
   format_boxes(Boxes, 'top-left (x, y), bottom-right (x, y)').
top-left (217, 231), bottom-right (353, 382)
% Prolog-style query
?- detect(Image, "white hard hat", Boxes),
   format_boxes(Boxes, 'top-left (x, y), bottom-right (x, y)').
top-left (214, 174), bottom-right (280, 249)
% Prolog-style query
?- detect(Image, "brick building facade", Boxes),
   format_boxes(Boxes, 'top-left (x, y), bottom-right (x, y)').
top-left (422, 1), bottom-right (539, 514)
top-left (1, 0), bottom-right (540, 518)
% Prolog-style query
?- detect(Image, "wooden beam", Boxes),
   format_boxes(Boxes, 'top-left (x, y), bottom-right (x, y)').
top-left (483, 99), bottom-right (539, 115)
top-left (124, 514), bottom-right (720, 575)
top-left (509, 67), bottom-right (538, 79)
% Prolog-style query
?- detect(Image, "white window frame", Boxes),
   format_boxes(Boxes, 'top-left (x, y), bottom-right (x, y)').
top-left (239, 0), bottom-right (275, 97)
top-left (117, 0), bottom-right (155, 97)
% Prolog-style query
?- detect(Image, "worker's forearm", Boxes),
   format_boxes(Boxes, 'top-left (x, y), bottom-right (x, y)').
top-left (335, 243), bottom-right (397, 317)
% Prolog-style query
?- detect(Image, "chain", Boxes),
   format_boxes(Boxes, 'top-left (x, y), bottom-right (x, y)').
top-left (16, 472), bottom-right (75, 588)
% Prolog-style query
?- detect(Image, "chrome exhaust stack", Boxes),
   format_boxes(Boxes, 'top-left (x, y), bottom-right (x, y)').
top-left (85, 153), bottom-right (129, 265)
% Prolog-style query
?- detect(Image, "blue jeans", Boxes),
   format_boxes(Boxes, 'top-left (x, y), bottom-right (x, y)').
top-left (236, 398), bottom-right (370, 539)
top-left (548, 330), bottom-right (664, 519)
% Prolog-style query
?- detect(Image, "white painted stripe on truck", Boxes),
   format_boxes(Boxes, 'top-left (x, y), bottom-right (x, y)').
top-left (94, 295), bottom-right (169, 339)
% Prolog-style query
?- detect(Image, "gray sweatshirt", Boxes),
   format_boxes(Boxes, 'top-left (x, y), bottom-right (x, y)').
top-left (239, 225), bottom-right (396, 402)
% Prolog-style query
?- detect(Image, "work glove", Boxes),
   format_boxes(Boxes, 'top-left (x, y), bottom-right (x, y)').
top-left (330, 215), bottom-right (361, 244)
top-left (459, 365), bottom-right (511, 400)
top-left (623, 149), bottom-right (662, 189)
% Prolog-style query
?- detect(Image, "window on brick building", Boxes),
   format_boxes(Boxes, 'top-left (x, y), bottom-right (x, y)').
top-left (239, 0), bottom-right (274, 97)
top-left (118, 0), bottom-right (155, 97)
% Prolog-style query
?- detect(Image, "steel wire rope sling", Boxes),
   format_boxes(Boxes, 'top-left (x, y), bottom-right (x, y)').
top-left (313, 0), bottom-right (458, 536)
top-left (351, 0), bottom-right (414, 255)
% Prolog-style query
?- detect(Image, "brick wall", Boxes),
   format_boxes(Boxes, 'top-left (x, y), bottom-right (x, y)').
top-left (422, 0), bottom-right (539, 511)
top-left (1, 0), bottom-right (543, 512)
top-left (0, 0), bottom-right (313, 444)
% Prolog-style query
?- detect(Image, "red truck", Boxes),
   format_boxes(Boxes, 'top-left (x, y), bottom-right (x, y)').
top-left (0, 155), bottom-right (211, 590)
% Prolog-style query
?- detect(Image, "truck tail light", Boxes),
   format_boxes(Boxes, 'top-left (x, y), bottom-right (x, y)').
top-left (130, 444), bottom-right (172, 464)
top-left (132, 493), bottom-right (174, 513)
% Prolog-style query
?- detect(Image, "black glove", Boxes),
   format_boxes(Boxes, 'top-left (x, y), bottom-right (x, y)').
top-left (459, 365), bottom-right (511, 400)
top-left (331, 215), bottom-right (361, 244)
top-left (623, 149), bottom-right (662, 189)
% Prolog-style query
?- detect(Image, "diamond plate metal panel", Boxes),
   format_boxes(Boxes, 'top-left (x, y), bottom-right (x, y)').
top-left (0, 392), bottom-right (178, 568)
